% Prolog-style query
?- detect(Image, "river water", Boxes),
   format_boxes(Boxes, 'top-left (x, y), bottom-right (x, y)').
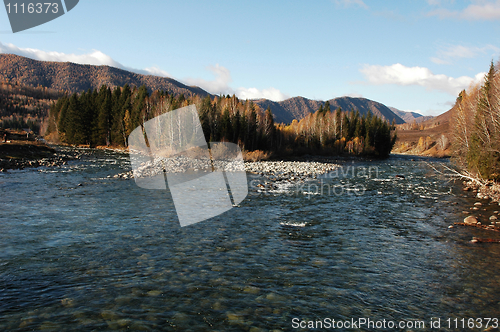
top-left (1, 148), bottom-right (499, 331)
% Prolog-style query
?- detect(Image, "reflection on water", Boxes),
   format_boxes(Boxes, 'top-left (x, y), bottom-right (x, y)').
top-left (0, 149), bottom-right (499, 331)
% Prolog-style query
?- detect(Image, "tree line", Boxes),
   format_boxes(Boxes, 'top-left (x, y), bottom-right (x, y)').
top-left (46, 84), bottom-right (397, 158)
top-left (451, 61), bottom-right (500, 180)
top-left (277, 102), bottom-right (396, 157)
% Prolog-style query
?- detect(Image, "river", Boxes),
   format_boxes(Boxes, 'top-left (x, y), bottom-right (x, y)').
top-left (1, 148), bottom-right (499, 331)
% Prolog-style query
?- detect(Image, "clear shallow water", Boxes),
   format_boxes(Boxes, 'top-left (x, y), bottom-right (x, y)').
top-left (1, 149), bottom-right (500, 331)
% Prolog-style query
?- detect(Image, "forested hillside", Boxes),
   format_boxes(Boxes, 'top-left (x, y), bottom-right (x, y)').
top-left (47, 84), bottom-right (397, 158)
top-left (0, 54), bottom-right (209, 97)
top-left (0, 81), bottom-right (65, 133)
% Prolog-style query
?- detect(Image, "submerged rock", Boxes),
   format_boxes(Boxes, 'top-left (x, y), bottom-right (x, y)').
top-left (147, 290), bottom-right (162, 297)
top-left (60, 297), bottom-right (75, 307)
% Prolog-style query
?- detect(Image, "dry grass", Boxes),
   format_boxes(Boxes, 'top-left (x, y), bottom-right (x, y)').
top-left (243, 150), bottom-right (271, 162)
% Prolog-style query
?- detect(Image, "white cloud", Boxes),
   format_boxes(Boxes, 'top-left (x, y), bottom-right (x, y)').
top-left (143, 67), bottom-right (170, 77)
top-left (334, 0), bottom-right (368, 9)
top-left (0, 41), bottom-right (124, 67)
top-left (431, 44), bottom-right (500, 64)
top-left (360, 63), bottom-right (485, 95)
top-left (183, 64), bottom-right (233, 95)
top-left (426, 0), bottom-right (455, 6)
top-left (183, 64), bottom-right (289, 101)
top-left (236, 87), bottom-right (289, 101)
top-left (345, 92), bottom-right (364, 98)
top-left (428, 0), bottom-right (500, 20)
top-left (403, 109), bottom-right (423, 114)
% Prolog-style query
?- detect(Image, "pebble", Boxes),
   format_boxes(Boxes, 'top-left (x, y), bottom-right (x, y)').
top-left (490, 215), bottom-right (498, 221)
top-left (474, 202), bottom-right (482, 206)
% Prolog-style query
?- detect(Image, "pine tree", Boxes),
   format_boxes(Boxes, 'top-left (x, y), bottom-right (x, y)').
top-left (264, 107), bottom-right (275, 150)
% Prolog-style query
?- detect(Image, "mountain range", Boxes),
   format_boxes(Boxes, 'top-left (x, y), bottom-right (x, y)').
top-left (254, 96), bottom-right (405, 124)
top-left (389, 107), bottom-right (434, 124)
top-left (0, 53), bottom-right (425, 124)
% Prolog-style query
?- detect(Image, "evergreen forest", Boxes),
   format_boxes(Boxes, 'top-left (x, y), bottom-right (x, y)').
top-left (46, 84), bottom-right (397, 158)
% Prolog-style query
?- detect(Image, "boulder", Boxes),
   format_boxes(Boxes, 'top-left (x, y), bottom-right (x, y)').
top-left (464, 216), bottom-right (479, 225)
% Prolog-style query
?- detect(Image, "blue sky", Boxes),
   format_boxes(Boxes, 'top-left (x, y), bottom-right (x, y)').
top-left (1, 0), bottom-right (500, 116)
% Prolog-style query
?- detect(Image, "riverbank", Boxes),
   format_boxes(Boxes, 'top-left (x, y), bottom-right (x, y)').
top-left (0, 142), bottom-right (63, 171)
top-left (463, 180), bottom-right (500, 204)
top-left (0, 141), bottom-right (86, 171)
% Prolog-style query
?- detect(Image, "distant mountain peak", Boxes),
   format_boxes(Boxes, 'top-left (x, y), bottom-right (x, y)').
top-left (254, 96), bottom-right (405, 124)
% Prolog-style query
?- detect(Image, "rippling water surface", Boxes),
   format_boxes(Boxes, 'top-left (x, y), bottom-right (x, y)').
top-left (1, 148), bottom-right (500, 331)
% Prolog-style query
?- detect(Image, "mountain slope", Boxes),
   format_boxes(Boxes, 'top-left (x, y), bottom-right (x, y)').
top-left (255, 96), bottom-right (404, 124)
top-left (389, 107), bottom-right (434, 124)
top-left (392, 109), bottom-right (452, 156)
top-left (0, 53), bottom-right (209, 97)
top-left (328, 97), bottom-right (404, 124)
top-left (254, 97), bottom-right (324, 124)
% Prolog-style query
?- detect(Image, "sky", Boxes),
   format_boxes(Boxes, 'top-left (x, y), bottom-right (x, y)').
top-left (1, 0), bottom-right (500, 116)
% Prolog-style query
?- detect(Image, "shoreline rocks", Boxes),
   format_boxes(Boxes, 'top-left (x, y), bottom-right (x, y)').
top-left (245, 160), bottom-right (339, 182)
top-left (0, 143), bottom-right (71, 170)
top-left (114, 159), bottom-right (341, 182)
top-left (463, 180), bottom-right (500, 204)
